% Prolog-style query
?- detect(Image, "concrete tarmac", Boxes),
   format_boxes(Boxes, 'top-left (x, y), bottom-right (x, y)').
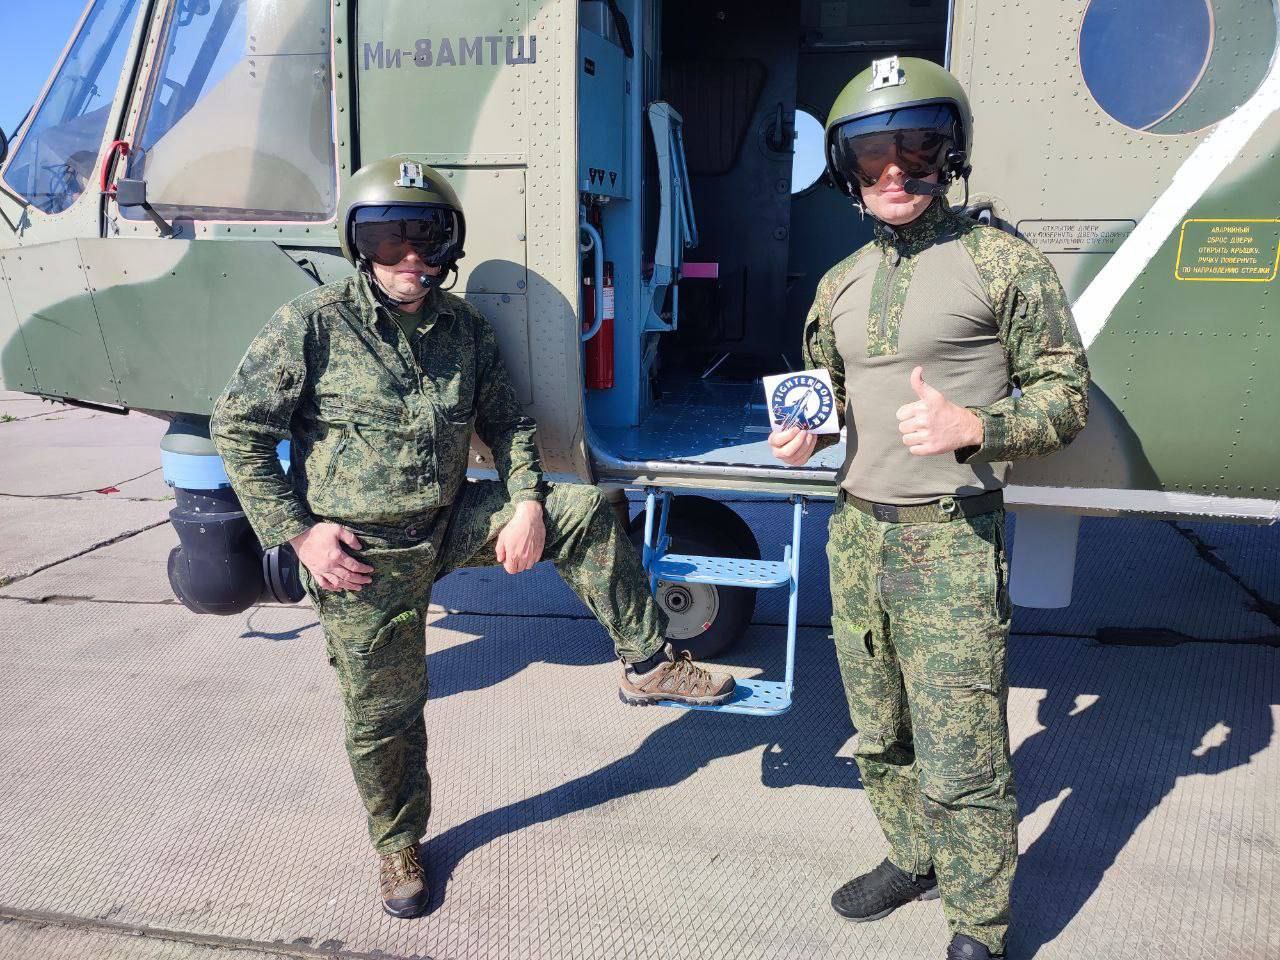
top-left (0, 393), bottom-right (1276, 960)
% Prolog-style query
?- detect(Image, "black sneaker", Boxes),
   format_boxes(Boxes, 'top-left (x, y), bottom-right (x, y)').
top-left (830, 857), bottom-right (939, 921)
top-left (947, 934), bottom-right (1001, 959)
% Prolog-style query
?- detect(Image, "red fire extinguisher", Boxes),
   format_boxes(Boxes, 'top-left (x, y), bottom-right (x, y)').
top-left (585, 261), bottom-right (615, 390)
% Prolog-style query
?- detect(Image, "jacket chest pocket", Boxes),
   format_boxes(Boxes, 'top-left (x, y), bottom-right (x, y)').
top-left (424, 354), bottom-right (476, 425)
top-left (420, 362), bottom-right (475, 503)
top-left (429, 398), bottom-right (474, 507)
top-left (315, 397), bottom-right (439, 511)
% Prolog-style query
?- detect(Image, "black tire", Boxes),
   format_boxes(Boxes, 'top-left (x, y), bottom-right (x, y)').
top-left (628, 496), bottom-right (760, 660)
top-left (659, 495), bottom-right (761, 559)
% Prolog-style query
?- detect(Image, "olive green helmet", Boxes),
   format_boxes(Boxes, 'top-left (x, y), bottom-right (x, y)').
top-left (824, 56), bottom-right (973, 200)
top-left (337, 157), bottom-right (466, 270)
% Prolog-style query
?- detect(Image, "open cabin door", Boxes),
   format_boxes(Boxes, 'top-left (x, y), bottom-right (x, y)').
top-left (659, 0), bottom-right (801, 371)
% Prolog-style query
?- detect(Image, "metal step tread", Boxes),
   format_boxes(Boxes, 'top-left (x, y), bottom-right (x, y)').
top-left (651, 553), bottom-right (791, 588)
top-left (658, 677), bottom-right (793, 716)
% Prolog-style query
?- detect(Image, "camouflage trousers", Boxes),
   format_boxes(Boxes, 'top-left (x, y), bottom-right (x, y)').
top-left (301, 479), bottom-right (666, 854)
top-left (827, 496), bottom-right (1016, 954)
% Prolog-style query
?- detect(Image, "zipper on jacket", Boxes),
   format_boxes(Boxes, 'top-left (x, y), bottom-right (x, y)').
top-left (879, 241), bottom-right (904, 343)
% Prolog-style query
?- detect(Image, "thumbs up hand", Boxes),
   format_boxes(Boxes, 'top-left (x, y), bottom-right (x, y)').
top-left (895, 366), bottom-right (984, 456)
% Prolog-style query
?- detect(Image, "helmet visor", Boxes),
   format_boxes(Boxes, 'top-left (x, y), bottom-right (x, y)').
top-left (828, 104), bottom-right (956, 188)
top-left (351, 205), bottom-right (462, 267)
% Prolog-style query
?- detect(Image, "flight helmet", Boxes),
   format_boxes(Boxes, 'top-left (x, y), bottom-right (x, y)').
top-left (824, 57), bottom-right (973, 207)
top-left (338, 158), bottom-right (466, 297)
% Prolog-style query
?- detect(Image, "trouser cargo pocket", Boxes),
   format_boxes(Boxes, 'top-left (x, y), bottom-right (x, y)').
top-left (339, 609), bottom-right (428, 728)
top-left (912, 668), bottom-right (1006, 804)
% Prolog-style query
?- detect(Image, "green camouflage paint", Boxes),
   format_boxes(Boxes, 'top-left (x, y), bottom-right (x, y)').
top-left (1, 0), bottom-right (1277, 506)
top-left (0, 239), bottom-right (321, 412)
top-left (1075, 160), bottom-right (1280, 499)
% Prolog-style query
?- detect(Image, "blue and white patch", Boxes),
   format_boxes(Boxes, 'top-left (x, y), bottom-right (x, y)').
top-left (762, 369), bottom-right (839, 434)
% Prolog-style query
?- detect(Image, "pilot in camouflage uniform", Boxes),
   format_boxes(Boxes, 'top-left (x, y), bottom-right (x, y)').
top-left (210, 157), bottom-right (734, 920)
top-left (772, 58), bottom-right (1089, 959)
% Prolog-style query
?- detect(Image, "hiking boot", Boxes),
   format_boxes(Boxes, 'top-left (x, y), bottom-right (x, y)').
top-left (379, 844), bottom-right (429, 919)
top-left (619, 644), bottom-right (735, 706)
top-left (830, 857), bottom-right (939, 921)
top-left (947, 934), bottom-right (1001, 959)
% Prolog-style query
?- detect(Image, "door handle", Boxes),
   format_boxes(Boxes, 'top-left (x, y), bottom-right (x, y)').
top-left (99, 139), bottom-right (130, 197)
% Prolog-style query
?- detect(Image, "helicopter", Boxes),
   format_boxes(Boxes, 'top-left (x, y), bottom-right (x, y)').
top-left (1, 0), bottom-right (1277, 692)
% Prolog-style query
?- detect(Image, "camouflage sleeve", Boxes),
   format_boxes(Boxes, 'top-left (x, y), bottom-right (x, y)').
top-left (210, 305), bottom-right (313, 549)
top-left (471, 310), bottom-right (547, 504)
top-left (801, 269), bottom-right (847, 454)
top-left (959, 232), bottom-right (1090, 464)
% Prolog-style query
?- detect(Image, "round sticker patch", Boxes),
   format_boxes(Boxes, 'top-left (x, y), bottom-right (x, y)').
top-left (770, 374), bottom-right (834, 431)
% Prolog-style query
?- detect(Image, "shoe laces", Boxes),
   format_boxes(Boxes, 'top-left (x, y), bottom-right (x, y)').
top-left (383, 846), bottom-right (422, 885)
top-left (667, 650), bottom-right (708, 690)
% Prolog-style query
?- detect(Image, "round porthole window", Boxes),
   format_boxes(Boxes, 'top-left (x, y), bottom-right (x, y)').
top-left (791, 108), bottom-right (827, 193)
top-left (1080, 0), bottom-right (1277, 134)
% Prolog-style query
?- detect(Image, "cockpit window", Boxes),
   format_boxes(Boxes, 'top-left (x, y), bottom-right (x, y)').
top-left (124, 0), bottom-right (337, 221)
top-left (1080, 0), bottom-right (1278, 134)
top-left (1, 0), bottom-right (145, 214)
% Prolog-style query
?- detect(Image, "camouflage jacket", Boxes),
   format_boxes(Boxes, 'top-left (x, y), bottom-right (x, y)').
top-left (210, 273), bottom-right (545, 549)
top-left (802, 200), bottom-right (1089, 498)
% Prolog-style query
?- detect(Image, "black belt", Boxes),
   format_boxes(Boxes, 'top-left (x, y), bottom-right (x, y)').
top-left (838, 488), bottom-right (1004, 523)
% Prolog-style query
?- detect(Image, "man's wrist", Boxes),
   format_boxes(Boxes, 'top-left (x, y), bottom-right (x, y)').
top-left (966, 408), bottom-right (984, 447)
top-left (288, 522), bottom-right (316, 550)
top-left (515, 499), bottom-right (544, 517)
top-left (953, 408), bottom-right (988, 464)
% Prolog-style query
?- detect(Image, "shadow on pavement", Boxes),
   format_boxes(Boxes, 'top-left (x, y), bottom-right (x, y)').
top-left (422, 613), bottom-right (862, 911)
top-left (424, 605), bottom-right (1277, 951)
top-left (1009, 641), bottom-right (1275, 957)
top-left (294, 497), bottom-right (1278, 948)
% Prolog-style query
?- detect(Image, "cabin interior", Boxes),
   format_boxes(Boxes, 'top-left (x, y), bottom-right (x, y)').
top-left (579, 0), bottom-right (949, 471)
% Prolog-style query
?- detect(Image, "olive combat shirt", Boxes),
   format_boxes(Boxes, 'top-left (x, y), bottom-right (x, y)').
top-left (211, 273), bottom-right (546, 550)
top-left (389, 305), bottom-right (426, 342)
top-left (803, 200), bottom-right (1090, 505)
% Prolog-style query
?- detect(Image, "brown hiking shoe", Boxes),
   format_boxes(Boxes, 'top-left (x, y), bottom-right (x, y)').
top-left (379, 844), bottom-right (429, 919)
top-left (619, 645), bottom-right (736, 706)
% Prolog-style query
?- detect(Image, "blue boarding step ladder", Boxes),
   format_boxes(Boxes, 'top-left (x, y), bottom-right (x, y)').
top-left (640, 489), bottom-right (806, 717)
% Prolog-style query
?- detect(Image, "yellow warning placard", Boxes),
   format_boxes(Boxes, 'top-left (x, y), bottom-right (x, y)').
top-left (1175, 219), bottom-right (1280, 282)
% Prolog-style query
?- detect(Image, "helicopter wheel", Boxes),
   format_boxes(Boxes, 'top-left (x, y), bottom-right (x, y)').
top-left (628, 496), bottom-right (760, 660)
